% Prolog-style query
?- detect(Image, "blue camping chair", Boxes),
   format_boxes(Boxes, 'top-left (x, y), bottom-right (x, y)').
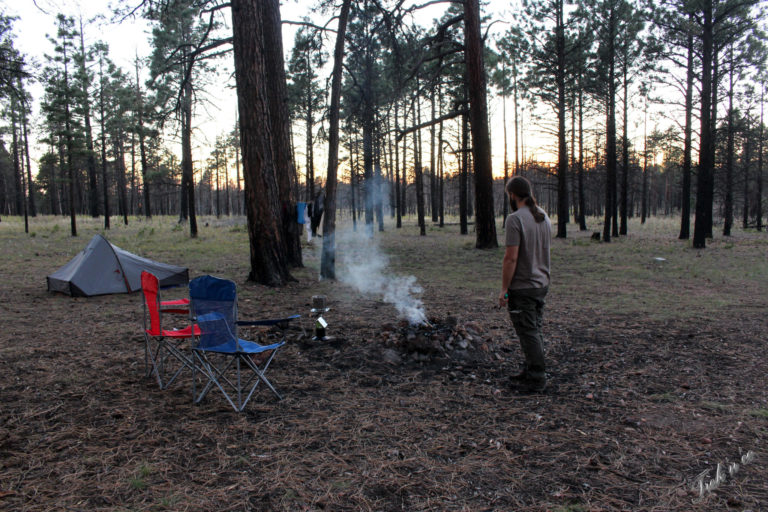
top-left (189, 275), bottom-right (295, 412)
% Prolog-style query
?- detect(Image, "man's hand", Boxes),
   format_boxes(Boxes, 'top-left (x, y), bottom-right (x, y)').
top-left (498, 290), bottom-right (508, 309)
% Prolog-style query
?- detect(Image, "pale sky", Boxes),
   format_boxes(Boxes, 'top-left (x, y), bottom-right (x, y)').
top-left (4, 0), bottom-right (675, 182)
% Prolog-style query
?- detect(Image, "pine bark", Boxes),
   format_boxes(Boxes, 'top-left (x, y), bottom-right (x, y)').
top-left (263, 0), bottom-right (302, 266)
top-left (723, 46), bottom-right (735, 237)
top-left (320, 0), bottom-right (351, 279)
top-left (742, 116), bottom-right (751, 230)
top-left (693, 0), bottom-right (713, 248)
top-left (620, 51), bottom-right (629, 236)
top-left (757, 88), bottom-right (764, 231)
top-left (98, 57), bottom-right (110, 229)
top-left (603, 4), bottom-right (617, 243)
top-left (136, 61), bottom-right (152, 217)
top-left (231, 0), bottom-right (292, 285)
top-left (555, 0), bottom-right (568, 239)
top-left (414, 94), bottom-right (426, 236)
top-left (464, 0), bottom-right (497, 248)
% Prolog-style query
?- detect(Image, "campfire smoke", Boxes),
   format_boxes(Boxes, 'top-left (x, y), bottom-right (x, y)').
top-left (336, 230), bottom-right (428, 325)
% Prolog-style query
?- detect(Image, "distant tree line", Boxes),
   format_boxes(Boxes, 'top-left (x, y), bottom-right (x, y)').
top-left (0, 0), bottom-right (766, 284)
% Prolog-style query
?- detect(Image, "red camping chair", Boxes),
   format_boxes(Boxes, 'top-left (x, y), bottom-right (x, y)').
top-left (141, 271), bottom-right (199, 389)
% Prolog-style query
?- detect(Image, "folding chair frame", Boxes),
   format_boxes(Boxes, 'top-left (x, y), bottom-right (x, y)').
top-left (192, 346), bottom-right (282, 412)
top-left (141, 272), bottom-right (196, 389)
top-left (188, 275), bottom-right (288, 412)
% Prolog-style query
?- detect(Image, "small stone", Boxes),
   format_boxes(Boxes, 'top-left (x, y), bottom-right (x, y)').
top-left (381, 349), bottom-right (402, 365)
top-left (586, 393), bottom-right (594, 399)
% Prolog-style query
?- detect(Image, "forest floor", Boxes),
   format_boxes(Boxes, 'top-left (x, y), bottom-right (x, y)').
top-left (0, 214), bottom-right (767, 512)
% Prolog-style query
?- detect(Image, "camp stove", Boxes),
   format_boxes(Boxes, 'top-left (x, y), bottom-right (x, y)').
top-left (310, 295), bottom-right (330, 340)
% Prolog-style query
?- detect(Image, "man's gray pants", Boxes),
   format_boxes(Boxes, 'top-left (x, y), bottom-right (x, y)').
top-left (507, 286), bottom-right (548, 382)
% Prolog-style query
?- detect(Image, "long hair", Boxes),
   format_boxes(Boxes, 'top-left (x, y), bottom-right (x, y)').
top-left (506, 176), bottom-right (545, 223)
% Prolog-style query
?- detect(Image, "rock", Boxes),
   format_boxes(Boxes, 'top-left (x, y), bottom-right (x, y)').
top-left (464, 321), bottom-right (484, 334)
top-left (458, 339), bottom-right (469, 350)
top-left (381, 349), bottom-right (402, 365)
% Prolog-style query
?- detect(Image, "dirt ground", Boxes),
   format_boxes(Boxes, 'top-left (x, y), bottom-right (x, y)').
top-left (0, 215), bottom-right (766, 511)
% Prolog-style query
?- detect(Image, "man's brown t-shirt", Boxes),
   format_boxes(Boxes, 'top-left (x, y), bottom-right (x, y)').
top-left (504, 206), bottom-right (551, 290)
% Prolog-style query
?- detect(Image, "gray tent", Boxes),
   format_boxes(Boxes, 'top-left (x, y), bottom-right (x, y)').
top-left (47, 234), bottom-right (189, 296)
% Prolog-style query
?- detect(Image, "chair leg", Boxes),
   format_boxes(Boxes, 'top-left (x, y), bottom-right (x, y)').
top-left (145, 335), bottom-right (165, 388)
top-left (191, 350), bottom-right (281, 412)
top-left (242, 353), bottom-right (283, 401)
top-left (161, 340), bottom-right (194, 389)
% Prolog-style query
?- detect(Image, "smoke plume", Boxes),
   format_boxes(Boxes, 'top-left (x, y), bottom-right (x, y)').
top-left (335, 229), bottom-right (427, 325)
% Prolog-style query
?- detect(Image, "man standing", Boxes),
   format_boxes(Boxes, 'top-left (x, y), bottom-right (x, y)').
top-left (498, 176), bottom-right (552, 392)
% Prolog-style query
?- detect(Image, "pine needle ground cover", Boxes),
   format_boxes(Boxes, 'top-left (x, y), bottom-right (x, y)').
top-left (0, 215), bottom-right (766, 511)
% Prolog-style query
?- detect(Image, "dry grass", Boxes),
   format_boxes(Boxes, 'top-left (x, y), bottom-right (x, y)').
top-left (0, 213), bottom-right (766, 511)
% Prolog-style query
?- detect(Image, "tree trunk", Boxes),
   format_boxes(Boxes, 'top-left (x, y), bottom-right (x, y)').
top-left (502, 67), bottom-right (509, 224)
top-left (464, 0), bottom-right (497, 248)
top-left (375, 132), bottom-right (385, 232)
top-left (306, 85), bottom-right (314, 203)
top-left (603, 5), bottom-right (617, 243)
top-left (181, 73), bottom-right (197, 237)
top-left (262, 0), bottom-right (302, 266)
top-left (577, 81), bottom-right (587, 231)
top-left (723, 46), bottom-right (735, 237)
top-left (63, 45), bottom-right (77, 236)
top-left (231, 0), bottom-right (293, 285)
top-left (620, 50), bottom-right (629, 236)
top-left (20, 92), bottom-right (36, 217)
top-left (10, 104), bottom-right (23, 216)
top-left (555, 0), bottom-right (568, 239)
top-left (395, 101), bottom-right (402, 228)
top-left (414, 94), bottom-right (426, 236)
top-left (641, 107), bottom-right (648, 224)
top-left (757, 86), bottom-right (764, 232)
top-left (707, 46), bottom-right (720, 239)
top-left (234, 119), bottom-right (242, 215)
top-left (136, 59), bottom-right (152, 218)
top-left (513, 53), bottom-right (521, 183)
top-left (571, 85), bottom-right (577, 225)
top-left (79, 21), bottom-right (99, 219)
top-left (438, 86), bottom-right (445, 228)
top-left (742, 114), bottom-right (751, 230)
top-left (99, 57), bottom-right (110, 229)
top-left (130, 132), bottom-right (137, 215)
top-left (320, 0), bottom-right (351, 279)
top-left (430, 89), bottom-right (438, 223)
top-left (460, 109), bottom-right (469, 235)
top-left (386, 113), bottom-right (396, 220)
top-left (680, 22), bottom-right (694, 240)
top-left (351, 132), bottom-right (358, 231)
top-left (693, 0), bottom-right (713, 248)
top-left (115, 131), bottom-right (129, 226)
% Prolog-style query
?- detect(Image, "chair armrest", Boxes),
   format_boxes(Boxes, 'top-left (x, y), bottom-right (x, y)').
top-left (237, 314), bottom-right (301, 328)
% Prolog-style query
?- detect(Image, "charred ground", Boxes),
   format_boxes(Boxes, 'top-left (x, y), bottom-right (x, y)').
top-left (0, 216), bottom-right (766, 511)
